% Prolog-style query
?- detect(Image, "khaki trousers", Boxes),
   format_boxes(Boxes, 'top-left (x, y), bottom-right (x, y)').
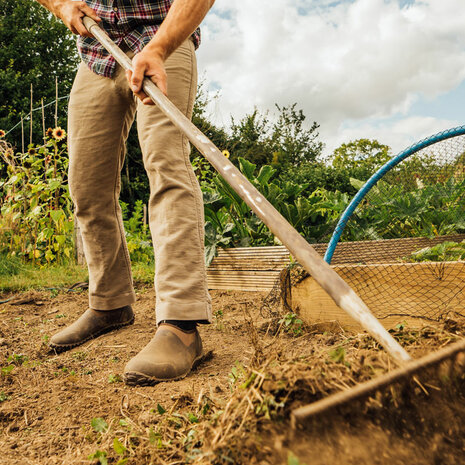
top-left (68, 39), bottom-right (212, 324)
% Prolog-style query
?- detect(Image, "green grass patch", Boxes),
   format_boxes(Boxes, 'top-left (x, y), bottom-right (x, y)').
top-left (0, 261), bottom-right (88, 293)
top-left (0, 253), bottom-right (24, 277)
top-left (0, 257), bottom-right (154, 293)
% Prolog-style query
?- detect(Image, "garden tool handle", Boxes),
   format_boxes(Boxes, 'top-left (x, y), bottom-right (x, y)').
top-left (82, 16), bottom-right (412, 365)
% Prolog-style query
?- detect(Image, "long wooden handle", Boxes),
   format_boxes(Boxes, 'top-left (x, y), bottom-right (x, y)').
top-left (82, 17), bottom-right (412, 365)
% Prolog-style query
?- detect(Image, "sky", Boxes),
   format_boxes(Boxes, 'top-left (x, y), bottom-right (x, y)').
top-left (196, 0), bottom-right (465, 156)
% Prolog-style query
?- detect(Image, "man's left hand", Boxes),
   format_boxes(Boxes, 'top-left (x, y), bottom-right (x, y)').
top-left (126, 49), bottom-right (168, 104)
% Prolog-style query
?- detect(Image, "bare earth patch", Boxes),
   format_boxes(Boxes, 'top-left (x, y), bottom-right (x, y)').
top-left (1, 287), bottom-right (465, 464)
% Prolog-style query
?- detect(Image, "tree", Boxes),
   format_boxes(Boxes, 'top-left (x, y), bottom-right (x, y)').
top-left (228, 104), bottom-right (323, 169)
top-left (229, 109), bottom-right (273, 166)
top-left (330, 139), bottom-right (392, 180)
top-left (270, 103), bottom-right (323, 167)
top-left (0, 0), bottom-right (79, 148)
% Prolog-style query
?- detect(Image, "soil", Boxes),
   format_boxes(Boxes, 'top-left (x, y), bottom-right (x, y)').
top-left (1, 286), bottom-right (465, 464)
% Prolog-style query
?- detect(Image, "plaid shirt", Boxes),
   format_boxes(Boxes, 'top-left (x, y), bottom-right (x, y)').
top-left (77, 0), bottom-right (200, 77)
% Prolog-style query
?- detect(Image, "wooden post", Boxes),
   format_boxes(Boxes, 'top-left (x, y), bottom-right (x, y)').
top-left (143, 204), bottom-right (147, 227)
top-left (55, 77), bottom-right (58, 128)
top-left (74, 215), bottom-right (86, 265)
top-left (41, 99), bottom-right (46, 142)
top-left (21, 115), bottom-right (24, 154)
top-left (30, 84), bottom-right (33, 145)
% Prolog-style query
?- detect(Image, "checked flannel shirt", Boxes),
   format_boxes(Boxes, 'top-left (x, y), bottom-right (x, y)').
top-left (77, 0), bottom-right (201, 77)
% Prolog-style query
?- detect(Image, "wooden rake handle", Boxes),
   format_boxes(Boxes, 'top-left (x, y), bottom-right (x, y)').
top-left (82, 16), bottom-right (412, 365)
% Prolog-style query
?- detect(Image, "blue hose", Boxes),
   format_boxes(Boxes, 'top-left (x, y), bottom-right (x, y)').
top-left (324, 125), bottom-right (465, 264)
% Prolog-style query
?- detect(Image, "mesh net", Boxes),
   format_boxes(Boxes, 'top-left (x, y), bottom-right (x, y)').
top-left (265, 130), bottom-right (465, 323)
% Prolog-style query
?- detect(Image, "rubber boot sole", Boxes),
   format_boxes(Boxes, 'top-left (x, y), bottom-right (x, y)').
top-left (49, 316), bottom-right (135, 353)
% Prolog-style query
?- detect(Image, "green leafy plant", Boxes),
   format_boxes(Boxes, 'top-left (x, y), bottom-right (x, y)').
top-left (279, 312), bottom-right (304, 336)
top-left (0, 132), bottom-right (74, 264)
top-left (108, 374), bottom-right (123, 384)
top-left (88, 450), bottom-right (108, 465)
top-left (7, 353), bottom-right (28, 365)
top-left (1, 365), bottom-right (14, 376)
top-left (156, 403), bottom-right (166, 415)
top-left (343, 175), bottom-right (465, 241)
top-left (405, 240), bottom-right (465, 262)
top-left (120, 199), bottom-right (153, 263)
top-left (91, 417), bottom-right (108, 433)
top-left (203, 157), bottom-right (343, 264)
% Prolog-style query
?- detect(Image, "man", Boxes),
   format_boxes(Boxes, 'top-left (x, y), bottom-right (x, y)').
top-left (35, 0), bottom-right (214, 385)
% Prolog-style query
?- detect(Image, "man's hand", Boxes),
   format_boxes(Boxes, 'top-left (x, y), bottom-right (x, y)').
top-left (55, 1), bottom-right (101, 37)
top-left (126, 48), bottom-right (168, 103)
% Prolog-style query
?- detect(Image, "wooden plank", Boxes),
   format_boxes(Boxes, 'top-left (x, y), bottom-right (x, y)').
top-left (291, 261), bottom-right (465, 330)
top-left (208, 246), bottom-right (290, 291)
top-left (328, 234), bottom-right (465, 265)
top-left (208, 285), bottom-right (273, 291)
top-left (209, 265), bottom-right (287, 271)
top-left (206, 236), bottom-right (465, 292)
top-left (208, 269), bottom-right (281, 275)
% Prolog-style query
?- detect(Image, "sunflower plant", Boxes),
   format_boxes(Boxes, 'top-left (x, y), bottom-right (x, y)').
top-left (0, 127), bottom-right (74, 265)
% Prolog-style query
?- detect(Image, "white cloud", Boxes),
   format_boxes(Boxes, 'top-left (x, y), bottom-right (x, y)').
top-left (333, 115), bottom-right (462, 155)
top-left (197, 0), bottom-right (465, 154)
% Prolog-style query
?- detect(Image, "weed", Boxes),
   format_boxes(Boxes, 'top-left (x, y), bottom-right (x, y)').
top-left (7, 353), bottom-right (28, 365)
top-left (113, 437), bottom-right (127, 455)
top-left (1, 365), bottom-right (15, 375)
top-left (88, 450), bottom-right (108, 465)
top-left (148, 427), bottom-right (163, 448)
top-left (213, 309), bottom-right (224, 330)
top-left (288, 452), bottom-right (308, 465)
top-left (329, 346), bottom-right (351, 368)
top-left (279, 312), bottom-right (304, 336)
top-left (108, 374), bottom-right (122, 384)
top-left (228, 361), bottom-right (247, 388)
top-left (187, 413), bottom-right (199, 424)
top-left (91, 417), bottom-right (108, 433)
top-left (0, 391), bottom-right (8, 402)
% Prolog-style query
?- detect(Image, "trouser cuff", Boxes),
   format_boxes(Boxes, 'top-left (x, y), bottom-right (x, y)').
top-left (155, 300), bottom-right (212, 325)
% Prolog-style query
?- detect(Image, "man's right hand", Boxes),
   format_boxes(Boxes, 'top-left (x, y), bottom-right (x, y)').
top-left (55, 1), bottom-right (101, 37)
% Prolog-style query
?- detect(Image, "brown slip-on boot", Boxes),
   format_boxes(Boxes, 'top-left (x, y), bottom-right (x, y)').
top-left (124, 324), bottom-right (203, 386)
top-left (49, 305), bottom-right (134, 352)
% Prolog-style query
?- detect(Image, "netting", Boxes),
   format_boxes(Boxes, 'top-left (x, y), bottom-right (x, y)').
top-left (263, 126), bottom-right (465, 324)
top-left (327, 127), bottom-right (465, 322)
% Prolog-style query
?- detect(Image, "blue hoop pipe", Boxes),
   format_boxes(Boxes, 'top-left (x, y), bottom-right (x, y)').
top-left (324, 124), bottom-right (465, 264)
